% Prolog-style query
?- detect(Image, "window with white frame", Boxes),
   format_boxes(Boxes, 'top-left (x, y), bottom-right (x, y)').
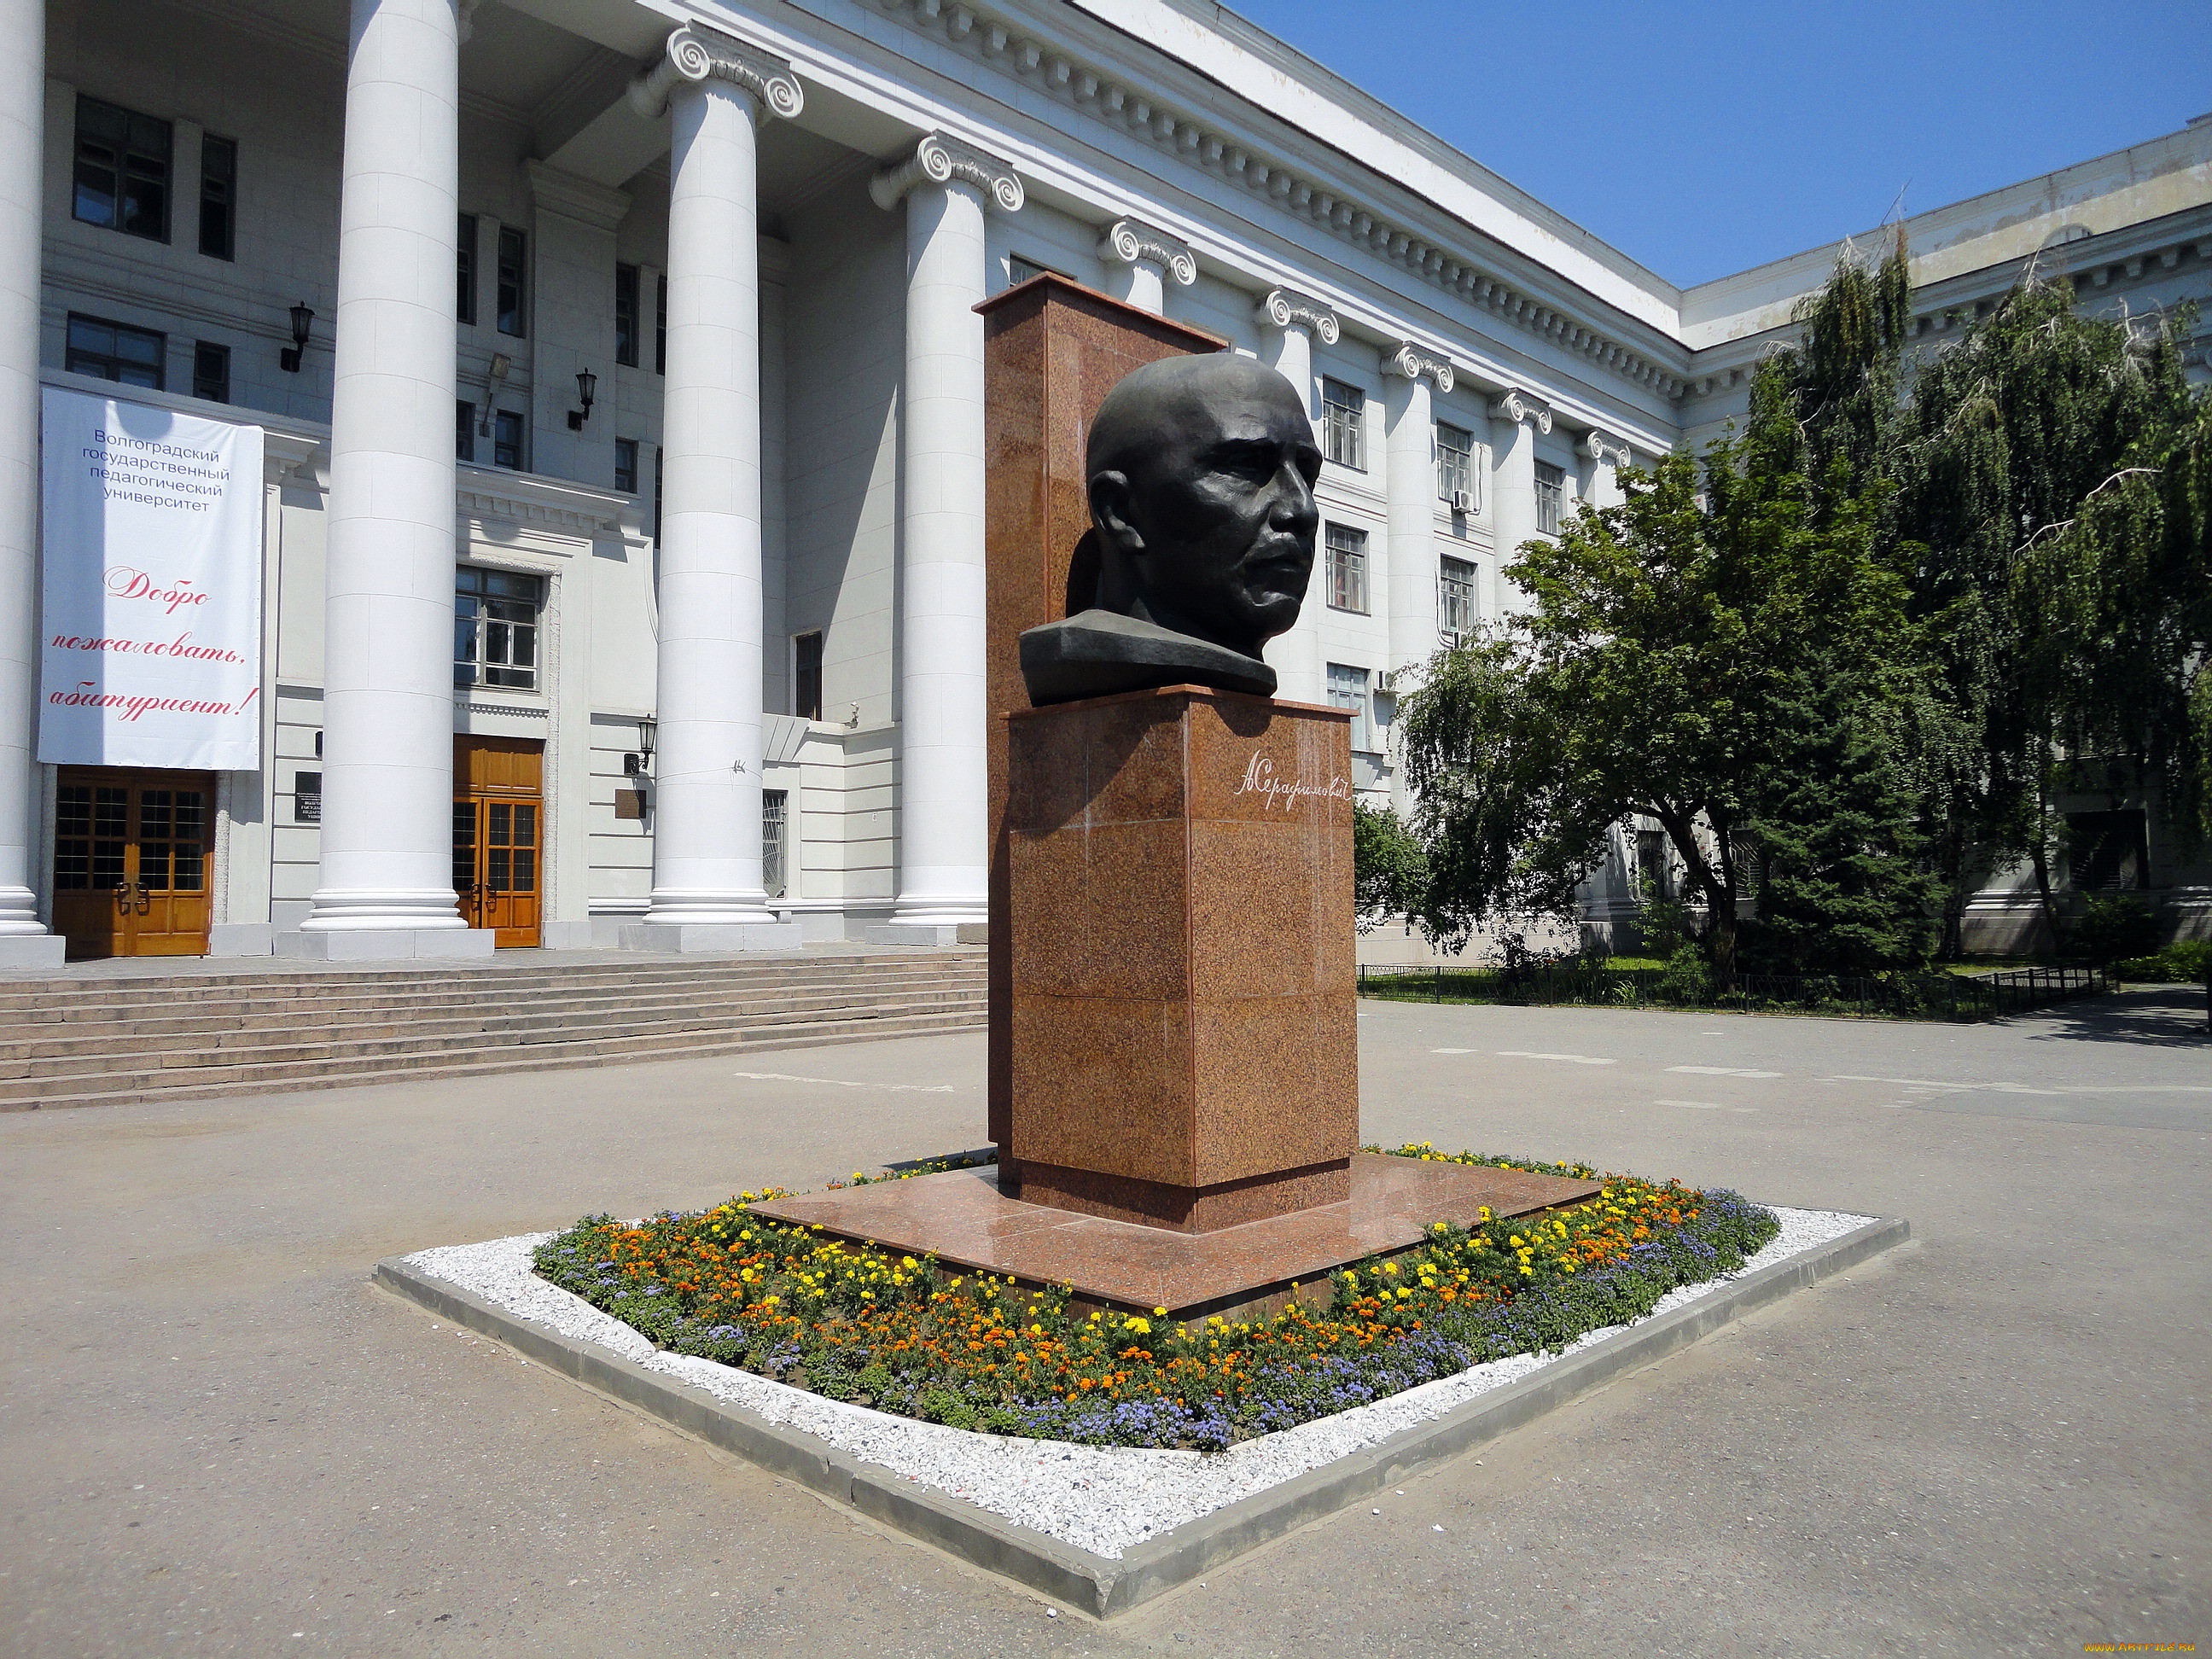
top-left (1534, 461), bottom-right (1565, 535)
top-left (1438, 555), bottom-right (1478, 639)
top-left (1327, 662), bottom-right (1372, 751)
top-left (1436, 422), bottom-right (1476, 511)
top-left (1320, 378), bottom-right (1365, 470)
top-left (1324, 522), bottom-right (1369, 614)
top-left (73, 96), bottom-right (172, 243)
top-left (454, 567), bottom-right (544, 690)
top-left (763, 789), bottom-right (789, 899)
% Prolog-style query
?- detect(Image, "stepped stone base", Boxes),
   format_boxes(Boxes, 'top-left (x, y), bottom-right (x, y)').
top-left (207, 923), bottom-right (276, 956)
top-left (0, 935), bottom-right (66, 969)
top-left (620, 921), bottom-right (806, 953)
top-left (276, 928), bottom-right (496, 960)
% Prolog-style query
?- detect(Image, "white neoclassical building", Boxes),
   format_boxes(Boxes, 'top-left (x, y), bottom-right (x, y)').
top-left (2, 0), bottom-right (2206, 965)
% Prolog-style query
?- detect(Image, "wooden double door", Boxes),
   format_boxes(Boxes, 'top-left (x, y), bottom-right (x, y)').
top-left (53, 768), bottom-right (216, 958)
top-left (453, 736), bottom-right (544, 947)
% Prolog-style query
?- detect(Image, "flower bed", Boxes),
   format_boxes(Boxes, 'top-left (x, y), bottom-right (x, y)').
top-left (532, 1146), bottom-right (1778, 1452)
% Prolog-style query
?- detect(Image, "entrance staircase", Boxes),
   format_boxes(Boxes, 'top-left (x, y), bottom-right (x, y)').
top-left (0, 950), bottom-right (987, 1110)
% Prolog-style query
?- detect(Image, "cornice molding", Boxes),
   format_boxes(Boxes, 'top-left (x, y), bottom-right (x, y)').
top-left (1097, 217), bottom-right (1198, 286)
top-left (1254, 287), bottom-right (1340, 343)
top-left (1491, 388), bottom-right (1553, 434)
top-left (630, 23), bottom-right (804, 125)
top-left (1382, 341), bottom-right (1453, 393)
top-left (525, 161), bottom-right (632, 231)
top-left (863, 0), bottom-right (1685, 399)
top-left (1580, 429), bottom-right (1633, 468)
top-left (869, 131), bottom-right (1025, 213)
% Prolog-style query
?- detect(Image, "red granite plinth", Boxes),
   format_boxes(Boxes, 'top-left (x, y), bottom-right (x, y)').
top-left (977, 276), bottom-right (1227, 1151)
top-left (748, 1154), bottom-right (1604, 1324)
top-left (1003, 684), bottom-right (1358, 1232)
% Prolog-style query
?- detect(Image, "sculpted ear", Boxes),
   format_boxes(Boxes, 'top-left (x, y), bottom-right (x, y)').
top-left (1088, 471), bottom-right (1144, 556)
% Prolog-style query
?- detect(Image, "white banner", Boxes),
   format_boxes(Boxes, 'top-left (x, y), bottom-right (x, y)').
top-left (38, 387), bottom-right (265, 770)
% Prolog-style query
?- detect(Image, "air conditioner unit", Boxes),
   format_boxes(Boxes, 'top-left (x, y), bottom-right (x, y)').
top-left (1449, 488), bottom-right (1476, 515)
top-left (1374, 670), bottom-right (1398, 694)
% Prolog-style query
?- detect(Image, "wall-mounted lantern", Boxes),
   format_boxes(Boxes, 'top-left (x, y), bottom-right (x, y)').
top-left (567, 368), bottom-right (597, 430)
top-left (279, 302), bottom-right (314, 373)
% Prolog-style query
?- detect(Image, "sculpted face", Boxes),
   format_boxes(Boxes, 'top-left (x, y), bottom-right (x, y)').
top-left (1086, 354), bottom-right (1322, 660)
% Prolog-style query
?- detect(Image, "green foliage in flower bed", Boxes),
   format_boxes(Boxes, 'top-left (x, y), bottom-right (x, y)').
top-left (531, 1146), bottom-right (1779, 1452)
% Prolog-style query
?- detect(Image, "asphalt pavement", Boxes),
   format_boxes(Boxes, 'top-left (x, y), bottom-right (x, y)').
top-left (3, 988), bottom-right (2204, 1657)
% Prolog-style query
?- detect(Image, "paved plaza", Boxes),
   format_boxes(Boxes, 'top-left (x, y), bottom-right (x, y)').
top-left (3, 990), bottom-right (2205, 1656)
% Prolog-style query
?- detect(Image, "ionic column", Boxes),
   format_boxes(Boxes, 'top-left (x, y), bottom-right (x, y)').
top-left (867, 135), bottom-right (1023, 942)
top-left (1253, 288), bottom-right (1337, 426)
top-left (1580, 429), bottom-right (1633, 509)
top-left (1097, 217), bottom-right (1194, 315)
top-left (1489, 388), bottom-right (1552, 615)
top-left (1382, 342), bottom-right (1454, 678)
top-left (1253, 288), bottom-right (1339, 707)
top-left (0, 0), bottom-right (54, 963)
top-left (626, 24), bottom-right (805, 950)
top-left (293, 0), bottom-right (484, 957)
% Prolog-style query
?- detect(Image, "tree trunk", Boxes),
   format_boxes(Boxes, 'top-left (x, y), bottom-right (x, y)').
top-left (2028, 835), bottom-right (2062, 958)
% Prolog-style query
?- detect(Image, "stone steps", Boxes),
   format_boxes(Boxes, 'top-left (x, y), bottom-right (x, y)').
top-left (0, 952), bottom-right (987, 1110)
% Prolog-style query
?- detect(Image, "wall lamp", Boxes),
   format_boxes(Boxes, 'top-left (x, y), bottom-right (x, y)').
top-left (279, 302), bottom-right (314, 372)
top-left (567, 368), bottom-right (597, 430)
top-left (624, 713), bottom-right (655, 777)
top-left (480, 352), bottom-right (512, 435)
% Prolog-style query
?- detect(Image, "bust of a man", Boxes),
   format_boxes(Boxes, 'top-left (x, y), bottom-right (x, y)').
top-left (1019, 352), bottom-right (1322, 706)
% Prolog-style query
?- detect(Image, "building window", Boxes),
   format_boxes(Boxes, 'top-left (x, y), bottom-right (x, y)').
top-left (456, 400), bottom-right (475, 462)
top-left (1534, 461), bottom-right (1565, 535)
top-left (1324, 522), bottom-right (1369, 614)
top-left (653, 445), bottom-right (664, 542)
top-left (1635, 827), bottom-right (1673, 903)
top-left (293, 771), bottom-right (322, 824)
top-left (613, 438), bottom-right (637, 495)
top-left (191, 341), bottom-right (230, 403)
top-left (456, 212), bottom-right (478, 324)
top-left (793, 630), bottom-right (824, 720)
top-left (1437, 422), bottom-right (1475, 510)
top-left (73, 96), bottom-right (172, 242)
top-left (495, 225), bottom-right (527, 336)
top-left (1327, 662), bottom-right (1371, 752)
top-left (763, 789), bottom-right (789, 899)
top-left (1321, 378), bottom-right (1365, 470)
top-left (1438, 555), bottom-right (1477, 639)
top-left (614, 263), bottom-right (640, 367)
top-left (66, 313), bottom-right (165, 389)
top-left (197, 134), bottom-right (236, 260)
top-left (2066, 809), bottom-right (2149, 891)
top-left (654, 272), bottom-right (667, 375)
top-left (492, 409), bottom-right (525, 470)
top-left (454, 567), bottom-right (544, 690)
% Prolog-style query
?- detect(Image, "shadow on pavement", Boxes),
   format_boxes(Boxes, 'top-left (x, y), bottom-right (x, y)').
top-left (2013, 985), bottom-right (2212, 1047)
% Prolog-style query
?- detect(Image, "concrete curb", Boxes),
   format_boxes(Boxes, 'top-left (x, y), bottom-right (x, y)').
top-left (373, 1214), bottom-right (1908, 1617)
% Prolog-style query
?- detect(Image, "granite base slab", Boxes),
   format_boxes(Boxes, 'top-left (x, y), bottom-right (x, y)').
top-left (748, 1153), bottom-right (1601, 1322)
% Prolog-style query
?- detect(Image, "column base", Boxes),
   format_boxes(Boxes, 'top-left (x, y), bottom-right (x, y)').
top-left (620, 922), bottom-right (805, 954)
top-left (0, 934), bottom-right (67, 969)
top-left (275, 928), bottom-right (496, 961)
top-left (855, 922), bottom-right (989, 946)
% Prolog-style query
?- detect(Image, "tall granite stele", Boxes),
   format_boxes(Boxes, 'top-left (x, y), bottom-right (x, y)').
top-left (753, 276), bottom-right (1596, 1322)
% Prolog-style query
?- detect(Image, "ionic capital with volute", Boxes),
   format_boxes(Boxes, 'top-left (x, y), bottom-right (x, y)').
top-left (1254, 287), bottom-right (1340, 344)
top-left (1580, 429), bottom-right (1633, 469)
top-left (630, 22), bottom-right (804, 123)
top-left (1097, 217), bottom-right (1197, 287)
top-left (1382, 341), bottom-right (1454, 393)
top-left (1490, 387), bottom-right (1553, 434)
top-left (870, 132), bottom-right (1025, 213)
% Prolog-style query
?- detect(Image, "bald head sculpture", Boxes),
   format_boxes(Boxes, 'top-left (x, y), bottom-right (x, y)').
top-left (1019, 352), bottom-right (1321, 705)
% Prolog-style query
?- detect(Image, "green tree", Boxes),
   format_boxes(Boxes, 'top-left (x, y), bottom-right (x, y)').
top-left (1400, 438), bottom-right (1941, 981)
top-left (1350, 801), bottom-right (1429, 934)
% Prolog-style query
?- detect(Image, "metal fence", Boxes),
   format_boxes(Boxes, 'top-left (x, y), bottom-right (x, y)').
top-left (1355, 962), bottom-right (2116, 1023)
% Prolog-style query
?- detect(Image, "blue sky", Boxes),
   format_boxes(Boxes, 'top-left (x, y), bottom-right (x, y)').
top-left (1226, 0), bottom-right (2212, 287)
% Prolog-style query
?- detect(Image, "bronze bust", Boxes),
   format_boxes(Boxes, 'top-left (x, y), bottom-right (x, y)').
top-left (1019, 352), bottom-right (1321, 705)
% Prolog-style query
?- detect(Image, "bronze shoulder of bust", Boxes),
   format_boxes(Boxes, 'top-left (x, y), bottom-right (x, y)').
top-left (1017, 352), bottom-right (1323, 707)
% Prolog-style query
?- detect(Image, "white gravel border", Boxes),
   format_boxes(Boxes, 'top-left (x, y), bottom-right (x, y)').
top-left (405, 1203), bottom-right (1867, 1559)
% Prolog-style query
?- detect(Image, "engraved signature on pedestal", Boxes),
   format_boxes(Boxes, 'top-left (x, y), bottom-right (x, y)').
top-left (1231, 754), bottom-right (1353, 812)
